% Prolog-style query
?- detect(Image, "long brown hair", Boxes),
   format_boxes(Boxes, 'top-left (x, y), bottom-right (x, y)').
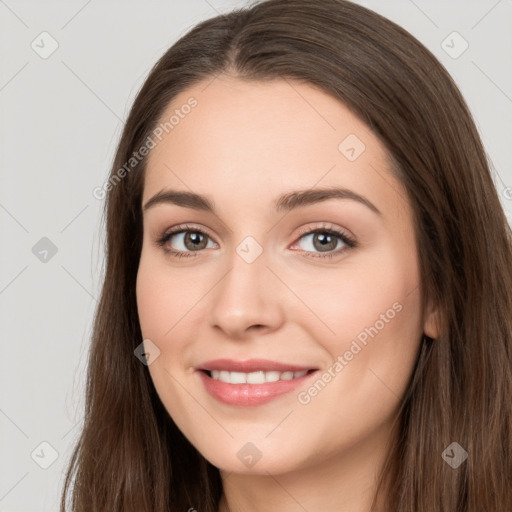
top-left (60, 1), bottom-right (512, 510)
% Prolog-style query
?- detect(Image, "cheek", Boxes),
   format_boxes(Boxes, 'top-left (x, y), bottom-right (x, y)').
top-left (135, 252), bottom-right (211, 390)
top-left (289, 273), bottom-right (422, 454)
top-left (296, 241), bottom-right (423, 400)
top-left (136, 263), bottom-right (169, 340)
top-left (295, 248), bottom-right (417, 344)
top-left (136, 251), bottom-right (203, 339)
top-left (136, 256), bottom-right (196, 422)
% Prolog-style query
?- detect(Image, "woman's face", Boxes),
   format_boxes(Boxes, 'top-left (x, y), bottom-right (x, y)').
top-left (136, 76), bottom-right (438, 475)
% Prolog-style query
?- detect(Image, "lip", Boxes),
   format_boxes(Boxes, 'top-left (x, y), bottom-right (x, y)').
top-left (196, 358), bottom-right (317, 373)
top-left (195, 359), bottom-right (319, 407)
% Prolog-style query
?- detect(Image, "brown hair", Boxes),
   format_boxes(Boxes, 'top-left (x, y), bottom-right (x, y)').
top-left (60, 0), bottom-right (512, 510)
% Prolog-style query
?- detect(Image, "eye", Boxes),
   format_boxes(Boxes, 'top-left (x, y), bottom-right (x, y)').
top-left (155, 224), bottom-right (217, 258)
top-left (155, 222), bottom-right (357, 260)
top-left (290, 223), bottom-right (357, 260)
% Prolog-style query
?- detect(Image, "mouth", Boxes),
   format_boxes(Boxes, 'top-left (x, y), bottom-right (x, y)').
top-left (194, 359), bottom-right (319, 406)
top-left (200, 368), bottom-right (317, 384)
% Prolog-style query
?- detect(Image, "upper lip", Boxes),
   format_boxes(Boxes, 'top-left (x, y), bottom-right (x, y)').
top-left (196, 358), bottom-right (318, 373)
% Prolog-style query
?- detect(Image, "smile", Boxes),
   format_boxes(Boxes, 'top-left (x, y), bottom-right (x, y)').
top-left (208, 369), bottom-right (310, 384)
top-left (196, 367), bottom-right (318, 406)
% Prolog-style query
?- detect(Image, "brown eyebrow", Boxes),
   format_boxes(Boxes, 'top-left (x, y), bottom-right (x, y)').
top-left (142, 186), bottom-right (381, 216)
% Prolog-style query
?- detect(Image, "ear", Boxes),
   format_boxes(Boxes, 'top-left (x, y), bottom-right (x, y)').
top-left (423, 299), bottom-right (441, 339)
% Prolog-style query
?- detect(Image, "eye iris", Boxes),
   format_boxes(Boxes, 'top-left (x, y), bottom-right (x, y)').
top-left (185, 231), bottom-right (207, 251)
top-left (313, 232), bottom-right (337, 252)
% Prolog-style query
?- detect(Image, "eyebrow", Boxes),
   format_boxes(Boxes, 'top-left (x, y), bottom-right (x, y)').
top-left (143, 186), bottom-right (381, 216)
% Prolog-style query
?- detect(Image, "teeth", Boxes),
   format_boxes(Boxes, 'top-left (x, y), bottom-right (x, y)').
top-left (230, 371), bottom-right (247, 384)
top-left (209, 369), bottom-right (309, 384)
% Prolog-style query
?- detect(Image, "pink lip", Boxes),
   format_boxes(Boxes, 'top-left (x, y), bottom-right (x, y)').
top-left (195, 359), bottom-right (318, 407)
top-left (196, 358), bottom-right (316, 373)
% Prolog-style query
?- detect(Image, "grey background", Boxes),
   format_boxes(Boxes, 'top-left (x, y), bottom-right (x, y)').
top-left (1, 0), bottom-right (511, 510)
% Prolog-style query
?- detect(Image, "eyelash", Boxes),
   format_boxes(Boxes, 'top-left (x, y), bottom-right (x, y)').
top-left (155, 222), bottom-right (357, 260)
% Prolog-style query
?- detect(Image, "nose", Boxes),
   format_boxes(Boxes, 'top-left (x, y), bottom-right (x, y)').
top-left (207, 249), bottom-right (285, 339)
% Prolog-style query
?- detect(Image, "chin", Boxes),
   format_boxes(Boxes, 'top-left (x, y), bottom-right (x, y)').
top-left (194, 438), bottom-right (311, 477)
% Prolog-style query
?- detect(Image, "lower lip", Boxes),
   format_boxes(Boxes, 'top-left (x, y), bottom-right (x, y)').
top-left (197, 370), bottom-right (317, 406)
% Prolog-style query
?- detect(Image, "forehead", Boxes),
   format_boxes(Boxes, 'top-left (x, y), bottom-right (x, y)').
top-left (142, 76), bottom-right (409, 222)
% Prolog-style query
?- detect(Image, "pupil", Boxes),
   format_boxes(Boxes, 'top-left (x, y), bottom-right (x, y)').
top-left (186, 231), bottom-right (206, 250)
top-left (315, 233), bottom-right (336, 251)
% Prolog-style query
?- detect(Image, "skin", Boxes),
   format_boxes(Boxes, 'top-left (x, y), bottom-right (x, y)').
top-left (136, 75), bottom-right (439, 512)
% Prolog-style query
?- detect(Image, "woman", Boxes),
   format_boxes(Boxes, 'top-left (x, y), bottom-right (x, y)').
top-left (60, 0), bottom-right (512, 510)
